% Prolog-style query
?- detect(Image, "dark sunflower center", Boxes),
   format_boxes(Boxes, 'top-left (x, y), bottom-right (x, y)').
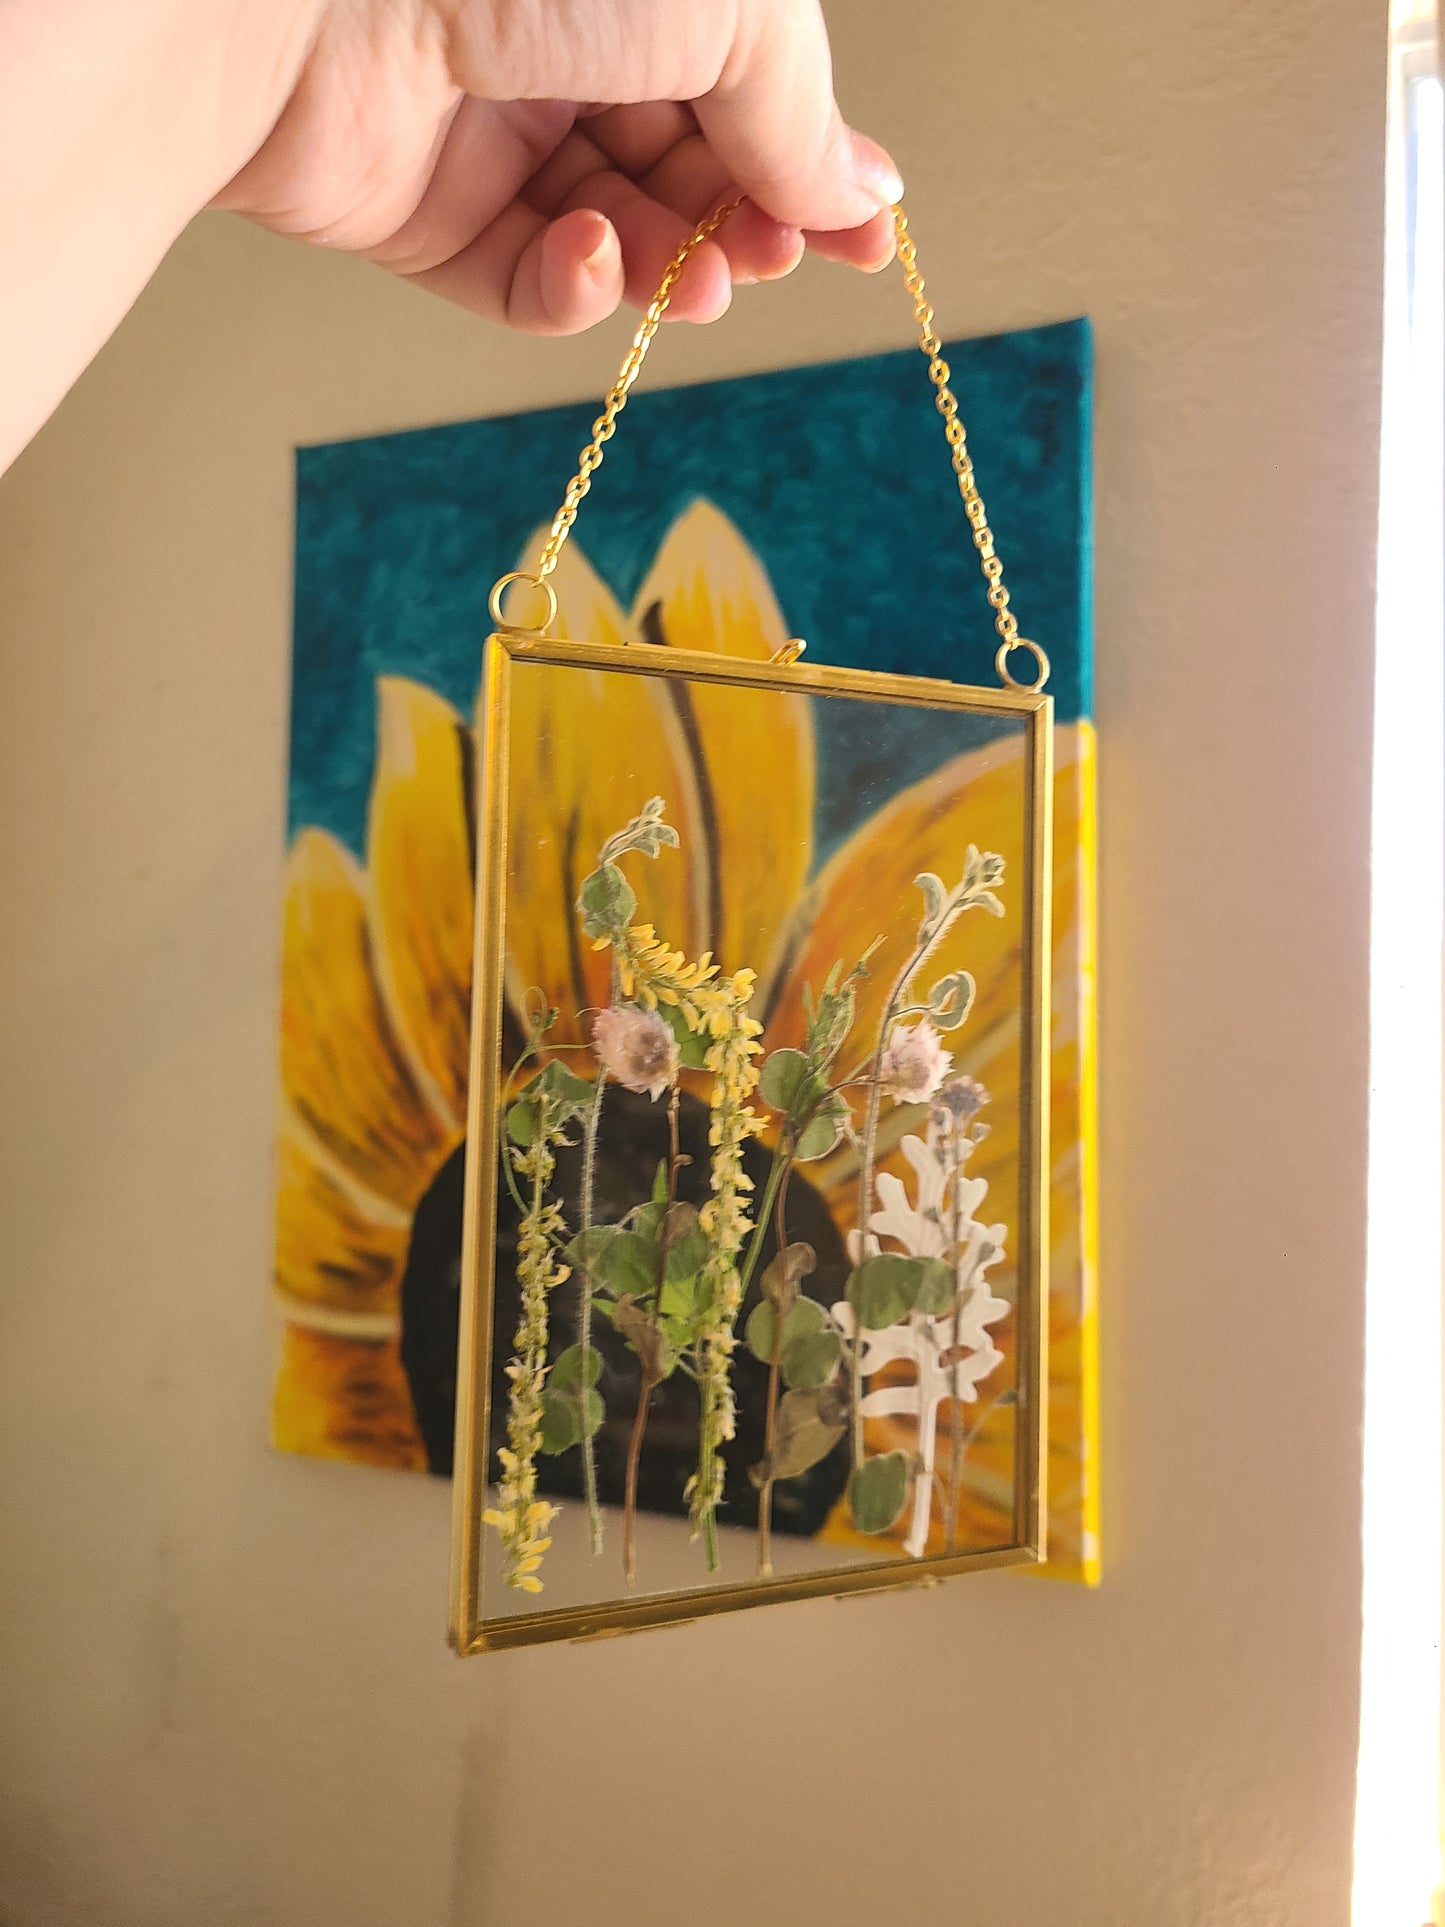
top-left (398, 1084), bottom-right (851, 1539)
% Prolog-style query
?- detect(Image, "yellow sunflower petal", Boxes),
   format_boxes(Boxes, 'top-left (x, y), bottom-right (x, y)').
top-left (272, 1115), bottom-right (412, 1318)
top-left (365, 678), bottom-right (475, 1138)
top-left (628, 500), bottom-right (815, 981)
top-left (271, 1325), bottom-right (427, 1471)
top-left (498, 538), bottom-right (700, 1046)
top-left (280, 827), bottom-right (452, 1207)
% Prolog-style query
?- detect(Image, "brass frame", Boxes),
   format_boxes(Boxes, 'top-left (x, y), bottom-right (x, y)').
top-left (449, 631), bottom-right (1053, 1653)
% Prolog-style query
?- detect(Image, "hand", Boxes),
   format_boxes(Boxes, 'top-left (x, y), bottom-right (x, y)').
top-left (0, 0), bottom-right (903, 472)
top-left (215, 0), bottom-right (903, 334)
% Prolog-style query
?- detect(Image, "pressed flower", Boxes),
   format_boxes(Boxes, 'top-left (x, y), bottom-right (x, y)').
top-left (591, 1005), bottom-right (679, 1100)
top-left (879, 1017), bottom-right (953, 1106)
top-left (932, 1073), bottom-right (991, 1126)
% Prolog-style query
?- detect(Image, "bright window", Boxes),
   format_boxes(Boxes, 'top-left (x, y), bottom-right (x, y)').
top-left (1354, 2), bottom-right (1444, 1922)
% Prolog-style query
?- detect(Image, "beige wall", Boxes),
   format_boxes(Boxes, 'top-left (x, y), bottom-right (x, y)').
top-left (0, 1), bottom-right (1386, 1922)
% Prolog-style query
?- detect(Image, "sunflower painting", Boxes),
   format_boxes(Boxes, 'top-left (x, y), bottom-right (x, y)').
top-left (277, 321), bottom-right (1098, 1589)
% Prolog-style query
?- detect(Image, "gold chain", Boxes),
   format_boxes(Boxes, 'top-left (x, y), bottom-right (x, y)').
top-left (532, 197), bottom-right (743, 588)
top-left (492, 198), bottom-right (1048, 694)
top-left (893, 207), bottom-right (1048, 691)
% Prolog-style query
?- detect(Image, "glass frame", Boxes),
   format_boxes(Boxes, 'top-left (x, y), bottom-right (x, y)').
top-left (449, 629), bottom-right (1053, 1652)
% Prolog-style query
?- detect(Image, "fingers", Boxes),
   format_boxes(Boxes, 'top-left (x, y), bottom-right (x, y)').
top-left (690, 2), bottom-right (903, 233)
top-left (408, 202), bottom-right (626, 334)
top-left (446, 0), bottom-right (903, 235)
top-left (802, 208), bottom-right (897, 273)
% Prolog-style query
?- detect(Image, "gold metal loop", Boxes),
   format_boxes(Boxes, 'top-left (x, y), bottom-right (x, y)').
top-left (488, 570), bottom-right (558, 635)
top-left (994, 637), bottom-right (1051, 693)
top-left (525, 199), bottom-right (1041, 695)
top-left (770, 638), bottom-right (807, 666)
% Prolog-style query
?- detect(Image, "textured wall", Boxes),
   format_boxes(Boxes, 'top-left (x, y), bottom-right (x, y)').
top-left (0, 1), bottom-right (1385, 1922)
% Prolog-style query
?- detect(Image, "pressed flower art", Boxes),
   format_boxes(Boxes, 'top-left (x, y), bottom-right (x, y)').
top-left (275, 320), bottom-right (1099, 1614)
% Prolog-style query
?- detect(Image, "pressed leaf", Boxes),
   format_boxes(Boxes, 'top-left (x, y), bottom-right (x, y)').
top-left (612, 1297), bottom-right (674, 1380)
top-left (566, 1224), bottom-right (619, 1272)
top-left (758, 1048), bottom-right (821, 1115)
top-left (915, 870), bottom-right (948, 932)
top-left (846, 1253), bottom-right (926, 1330)
top-left (598, 1230), bottom-right (662, 1298)
top-left (849, 1451), bottom-right (912, 1534)
top-left (533, 1060), bottom-right (596, 1113)
top-left (664, 1224), bottom-right (709, 1285)
top-left (794, 1092), bottom-right (851, 1162)
top-left (505, 1097), bottom-right (538, 1148)
top-left (925, 970), bottom-right (977, 1032)
top-left (577, 861), bottom-right (636, 938)
top-left (658, 1000), bottom-right (711, 1069)
top-left (549, 1344), bottom-right (602, 1392)
top-left (538, 1389), bottom-right (582, 1455)
top-left (780, 1328), bottom-right (843, 1391)
top-left (751, 1387), bottom-right (847, 1485)
top-left (745, 1293), bottom-right (826, 1363)
top-left (760, 1240), bottom-right (817, 1311)
top-left (913, 1256), bottom-right (957, 1317)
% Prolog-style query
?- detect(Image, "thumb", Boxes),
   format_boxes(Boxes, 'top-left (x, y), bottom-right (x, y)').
top-left (693, 0), bottom-right (902, 231)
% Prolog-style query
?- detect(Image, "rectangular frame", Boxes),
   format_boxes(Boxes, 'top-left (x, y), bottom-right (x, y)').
top-left (450, 631), bottom-right (1053, 1652)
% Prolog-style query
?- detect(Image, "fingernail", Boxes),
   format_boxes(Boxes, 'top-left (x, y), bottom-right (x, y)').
top-left (849, 130), bottom-right (904, 207)
top-left (580, 213), bottom-right (618, 274)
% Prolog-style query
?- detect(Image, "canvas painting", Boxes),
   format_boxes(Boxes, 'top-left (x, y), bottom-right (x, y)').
top-left (274, 318), bottom-right (1099, 1587)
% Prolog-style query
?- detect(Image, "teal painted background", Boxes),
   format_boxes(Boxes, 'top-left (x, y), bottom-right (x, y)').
top-left (291, 318), bottom-right (1092, 859)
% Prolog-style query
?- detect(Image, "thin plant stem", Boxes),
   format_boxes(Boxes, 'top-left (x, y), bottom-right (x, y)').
top-left (621, 1364), bottom-right (656, 1590)
top-left (622, 1086), bottom-right (682, 1589)
top-left (756, 1150), bottom-right (794, 1578)
top-left (851, 919), bottom-right (959, 1478)
top-left (577, 1069), bottom-right (608, 1555)
top-left (946, 1116), bottom-right (966, 1553)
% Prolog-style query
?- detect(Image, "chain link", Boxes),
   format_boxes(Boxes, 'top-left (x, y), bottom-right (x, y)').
top-left (531, 197), bottom-right (744, 586)
top-left (501, 198), bottom-right (1047, 693)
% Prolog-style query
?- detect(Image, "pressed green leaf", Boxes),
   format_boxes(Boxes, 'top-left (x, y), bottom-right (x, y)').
top-left (597, 1230), bottom-right (662, 1298)
top-left (631, 1200), bottom-right (666, 1243)
top-left (577, 861), bottom-right (636, 937)
top-left (780, 1328), bottom-right (843, 1391)
top-left (745, 1293), bottom-right (827, 1364)
top-left (505, 1097), bottom-right (538, 1148)
top-left (758, 1048), bottom-right (821, 1115)
top-left (579, 1387), bottom-right (605, 1438)
top-left (849, 1451), bottom-right (912, 1534)
top-left (538, 1390), bottom-right (582, 1455)
top-left (659, 1273), bottom-right (702, 1321)
top-left (549, 1344), bottom-right (602, 1393)
top-left (565, 1225), bottom-right (620, 1273)
top-left (534, 1060), bottom-right (596, 1112)
top-left (809, 986), bottom-right (856, 1068)
top-left (794, 1093), bottom-right (851, 1163)
top-left (664, 1225), bottom-right (709, 1286)
top-left (913, 1256), bottom-right (957, 1317)
top-left (658, 1000), bottom-right (710, 1069)
top-left (846, 1253), bottom-right (925, 1330)
top-left (651, 1160), bottom-right (669, 1206)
